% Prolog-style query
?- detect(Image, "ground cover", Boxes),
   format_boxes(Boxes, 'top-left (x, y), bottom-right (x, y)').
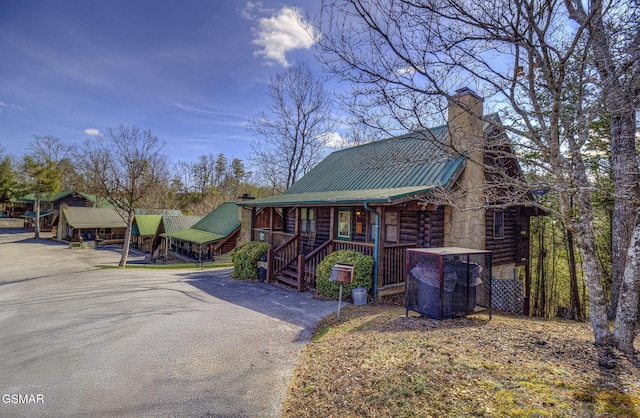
top-left (283, 305), bottom-right (640, 417)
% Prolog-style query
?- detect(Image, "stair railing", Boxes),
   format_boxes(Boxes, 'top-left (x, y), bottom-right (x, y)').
top-left (266, 233), bottom-right (299, 282)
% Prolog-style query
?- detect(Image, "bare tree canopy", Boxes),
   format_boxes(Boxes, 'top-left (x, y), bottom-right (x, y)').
top-left (78, 125), bottom-right (169, 267)
top-left (315, 0), bottom-right (639, 352)
top-left (248, 61), bottom-right (336, 193)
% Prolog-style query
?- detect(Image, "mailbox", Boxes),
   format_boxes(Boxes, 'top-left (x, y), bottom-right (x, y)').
top-left (330, 263), bottom-right (355, 284)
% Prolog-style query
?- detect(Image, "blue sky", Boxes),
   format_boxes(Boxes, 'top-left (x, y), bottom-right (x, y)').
top-left (0, 0), bottom-right (334, 165)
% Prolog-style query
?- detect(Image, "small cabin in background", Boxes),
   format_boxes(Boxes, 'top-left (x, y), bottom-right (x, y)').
top-left (2, 190), bottom-right (96, 232)
top-left (160, 202), bottom-right (242, 262)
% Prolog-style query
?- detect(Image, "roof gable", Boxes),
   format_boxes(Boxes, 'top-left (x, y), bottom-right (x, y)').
top-left (132, 215), bottom-right (162, 236)
top-left (193, 202), bottom-right (241, 236)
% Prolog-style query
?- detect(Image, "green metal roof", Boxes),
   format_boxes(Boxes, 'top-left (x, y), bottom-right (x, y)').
top-left (61, 206), bottom-right (127, 229)
top-left (161, 215), bottom-right (203, 233)
top-left (132, 215), bottom-right (162, 236)
top-left (161, 228), bottom-right (224, 245)
top-left (160, 202), bottom-right (240, 245)
top-left (242, 125), bottom-right (465, 207)
top-left (11, 190), bottom-right (97, 204)
top-left (192, 202), bottom-right (241, 236)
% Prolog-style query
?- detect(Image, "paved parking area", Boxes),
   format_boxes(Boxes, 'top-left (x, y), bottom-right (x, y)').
top-left (0, 228), bottom-right (339, 417)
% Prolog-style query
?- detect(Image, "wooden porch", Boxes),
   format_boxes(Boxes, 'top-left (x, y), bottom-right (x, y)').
top-left (255, 228), bottom-right (413, 296)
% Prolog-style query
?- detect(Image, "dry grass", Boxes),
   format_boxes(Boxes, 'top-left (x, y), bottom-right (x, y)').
top-left (283, 305), bottom-right (640, 418)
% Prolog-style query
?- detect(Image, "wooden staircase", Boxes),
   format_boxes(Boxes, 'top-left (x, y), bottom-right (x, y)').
top-left (273, 261), bottom-right (303, 291)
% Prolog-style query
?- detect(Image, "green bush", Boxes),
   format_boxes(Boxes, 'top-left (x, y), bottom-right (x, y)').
top-left (316, 250), bottom-right (374, 299)
top-left (230, 241), bottom-right (272, 279)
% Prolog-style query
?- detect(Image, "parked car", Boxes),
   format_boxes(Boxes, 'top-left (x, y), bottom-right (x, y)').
top-left (0, 212), bottom-right (10, 218)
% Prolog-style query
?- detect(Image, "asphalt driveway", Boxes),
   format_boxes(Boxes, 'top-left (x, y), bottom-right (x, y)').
top-left (0, 228), bottom-right (340, 417)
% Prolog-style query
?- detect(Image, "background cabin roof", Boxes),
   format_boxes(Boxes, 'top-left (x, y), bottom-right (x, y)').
top-left (61, 206), bottom-right (127, 229)
top-left (161, 202), bottom-right (240, 245)
top-left (131, 215), bottom-right (162, 236)
top-left (161, 215), bottom-right (204, 233)
top-left (161, 228), bottom-right (224, 245)
top-left (192, 202), bottom-right (241, 237)
top-left (11, 190), bottom-right (97, 204)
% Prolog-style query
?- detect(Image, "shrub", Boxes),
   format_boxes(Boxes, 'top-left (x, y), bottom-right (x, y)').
top-left (230, 241), bottom-right (272, 279)
top-left (316, 250), bottom-right (374, 299)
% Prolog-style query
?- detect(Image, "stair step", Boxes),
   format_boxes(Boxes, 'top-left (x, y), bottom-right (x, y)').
top-left (280, 268), bottom-right (298, 277)
top-left (275, 274), bottom-right (298, 288)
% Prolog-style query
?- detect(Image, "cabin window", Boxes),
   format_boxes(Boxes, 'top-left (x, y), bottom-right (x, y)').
top-left (338, 210), bottom-right (352, 239)
top-left (385, 211), bottom-right (399, 244)
top-left (494, 210), bottom-right (504, 238)
top-left (369, 211), bottom-right (377, 241)
top-left (300, 208), bottom-right (316, 234)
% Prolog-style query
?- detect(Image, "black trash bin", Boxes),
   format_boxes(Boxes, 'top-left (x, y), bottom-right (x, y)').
top-left (258, 255), bottom-right (267, 282)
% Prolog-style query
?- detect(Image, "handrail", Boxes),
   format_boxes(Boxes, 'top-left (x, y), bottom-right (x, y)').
top-left (273, 233), bottom-right (299, 254)
top-left (304, 239), bottom-right (332, 262)
top-left (302, 239), bottom-right (334, 289)
top-left (383, 242), bottom-right (417, 248)
top-left (272, 233), bottom-right (300, 278)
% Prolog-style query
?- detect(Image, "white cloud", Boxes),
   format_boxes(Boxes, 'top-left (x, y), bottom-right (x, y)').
top-left (322, 131), bottom-right (349, 149)
top-left (84, 128), bottom-right (101, 136)
top-left (251, 6), bottom-right (317, 67)
top-left (0, 101), bottom-right (25, 112)
top-left (240, 1), bottom-right (267, 20)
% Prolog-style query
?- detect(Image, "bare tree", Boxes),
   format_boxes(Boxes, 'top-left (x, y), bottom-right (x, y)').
top-left (563, 0), bottom-right (640, 326)
top-left (248, 61), bottom-right (336, 193)
top-left (78, 125), bottom-right (169, 268)
top-left (315, 0), bottom-right (639, 352)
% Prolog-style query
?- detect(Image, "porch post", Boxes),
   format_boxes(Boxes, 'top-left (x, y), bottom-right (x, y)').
top-left (251, 207), bottom-right (255, 241)
top-left (364, 203), bottom-right (381, 299)
top-left (295, 207), bottom-right (300, 253)
top-left (266, 247), bottom-right (274, 283)
top-left (329, 207), bottom-right (335, 242)
top-left (297, 253), bottom-right (305, 291)
top-left (269, 207), bottom-right (274, 231)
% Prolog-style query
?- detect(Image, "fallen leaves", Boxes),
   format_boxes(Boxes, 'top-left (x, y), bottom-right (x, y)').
top-left (282, 305), bottom-right (640, 417)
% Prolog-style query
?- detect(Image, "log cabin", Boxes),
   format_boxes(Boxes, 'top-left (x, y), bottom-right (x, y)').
top-left (239, 89), bottom-right (539, 297)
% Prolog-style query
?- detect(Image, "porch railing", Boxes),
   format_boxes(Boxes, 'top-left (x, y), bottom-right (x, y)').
top-left (332, 240), bottom-right (375, 256)
top-left (266, 234), bottom-right (299, 282)
top-left (302, 240), bottom-right (333, 289)
top-left (264, 234), bottom-right (414, 294)
top-left (380, 243), bottom-right (416, 287)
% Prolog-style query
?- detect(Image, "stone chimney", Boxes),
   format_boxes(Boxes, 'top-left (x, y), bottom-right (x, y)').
top-left (443, 88), bottom-right (486, 250)
top-left (237, 194), bottom-right (255, 246)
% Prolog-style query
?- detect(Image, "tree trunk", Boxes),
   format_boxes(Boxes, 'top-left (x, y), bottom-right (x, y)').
top-left (608, 111), bottom-right (639, 319)
top-left (535, 223), bottom-right (547, 317)
top-left (613, 211), bottom-right (640, 353)
top-left (566, 228), bottom-right (583, 321)
top-left (572, 192), bottom-right (611, 345)
top-left (34, 193), bottom-right (41, 240)
top-left (119, 209), bottom-right (135, 268)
